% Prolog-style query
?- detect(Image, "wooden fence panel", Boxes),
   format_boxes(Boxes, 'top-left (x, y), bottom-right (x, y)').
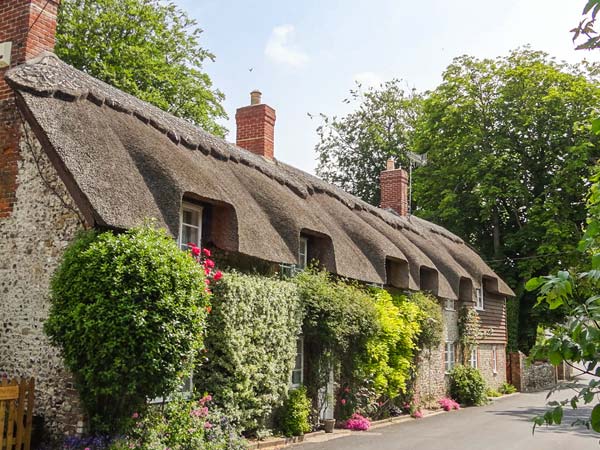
top-left (0, 378), bottom-right (35, 450)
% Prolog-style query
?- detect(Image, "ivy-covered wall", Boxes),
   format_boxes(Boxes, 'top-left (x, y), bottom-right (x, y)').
top-left (196, 272), bottom-right (303, 434)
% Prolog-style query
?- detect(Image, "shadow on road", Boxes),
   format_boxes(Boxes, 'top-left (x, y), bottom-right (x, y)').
top-left (489, 391), bottom-right (596, 439)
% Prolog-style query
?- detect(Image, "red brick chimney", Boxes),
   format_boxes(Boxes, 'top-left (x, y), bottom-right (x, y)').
top-left (380, 158), bottom-right (409, 216)
top-left (235, 90), bottom-right (276, 159)
top-left (0, 0), bottom-right (60, 218)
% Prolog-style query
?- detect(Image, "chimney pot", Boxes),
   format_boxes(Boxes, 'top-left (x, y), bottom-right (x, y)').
top-left (250, 90), bottom-right (262, 105)
top-left (386, 158), bottom-right (395, 171)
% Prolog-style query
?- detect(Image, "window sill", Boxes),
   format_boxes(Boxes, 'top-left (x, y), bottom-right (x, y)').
top-left (475, 307), bottom-right (484, 311)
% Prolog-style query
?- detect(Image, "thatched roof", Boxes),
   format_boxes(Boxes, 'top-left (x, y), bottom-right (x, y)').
top-left (6, 53), bottom-right (514, 299)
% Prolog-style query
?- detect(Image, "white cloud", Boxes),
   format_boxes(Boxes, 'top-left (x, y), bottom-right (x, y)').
top-left (352, 71), bottom-right (385, 89)
top-left (265, 24), bottom-right (309, 68)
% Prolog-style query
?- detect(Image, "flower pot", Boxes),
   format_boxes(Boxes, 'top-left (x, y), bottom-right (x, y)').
top-left (323, 419), bottom-right (336, 433)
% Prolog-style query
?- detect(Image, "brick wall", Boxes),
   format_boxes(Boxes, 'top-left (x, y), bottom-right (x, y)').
top-left (235, 101), bottom-right (276, 159)
top-left (0, 0), bottom-right (59, 218)
top-left (0, 123), bottom-right (85, 436)
top-left (379, 166), bottom-right (408, 215)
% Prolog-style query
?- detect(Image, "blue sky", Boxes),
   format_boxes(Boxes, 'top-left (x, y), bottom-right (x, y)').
top-left (174, 0), bottom-right (599, 174)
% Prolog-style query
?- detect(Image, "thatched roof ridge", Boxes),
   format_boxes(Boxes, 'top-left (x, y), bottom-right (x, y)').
top-left (6, 53), bottom-right (514, 298)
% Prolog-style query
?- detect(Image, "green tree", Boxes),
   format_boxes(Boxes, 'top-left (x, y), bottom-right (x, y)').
top-left (45, 226), bottom-right (209, 433)
top-left (527, 167), bottom-right (600, 433)
top-left (412, 48), bottom-right (600, 351)
top-left (314, 80), bottom-right (422, 206)
top-left (55, 0), bottom-right (227, 136)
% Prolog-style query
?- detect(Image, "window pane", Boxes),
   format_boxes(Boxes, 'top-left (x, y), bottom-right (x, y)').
top-left (182, 225), bottom-right (199, 247)
top-left (183, 209), bottom-right (200, 226)
top-left (292, 370), bottom-right (302, 386)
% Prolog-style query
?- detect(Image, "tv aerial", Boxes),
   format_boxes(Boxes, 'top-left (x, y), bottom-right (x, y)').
top-left (405, 151), bottom-right (427, 215)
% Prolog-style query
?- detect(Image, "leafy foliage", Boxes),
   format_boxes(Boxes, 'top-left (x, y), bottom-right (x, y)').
top-left (278, 387), bottom-right (311, 437)
top-left (528, 167), bottom-right (600, 433)
top-left (407, 291), bottom-right (444, 350)
top-left (353, 290), bottom-right (422, 397)
top-left (195, 272), bottom-right (303, 435)
top-left (413, 48), bottom-right (600, 351)
top-left (448, 365), bottom-right (488, 406)
top-left (109, 395), bottom-right (247, 450)
top-left (571, 1), bottom-right (600, 50)
top-left (293, 269), bottom-right (379, 411)
top-left (499, 382), bottom-right (517, 395)
top-left (314, 80), bottom-right (422, 205)
top-left (45, 226), bottom-right (209, 433)
top-left (457, 307), bottom-right (488, 364)
top-left (56, 0), bottom-right (227, 136)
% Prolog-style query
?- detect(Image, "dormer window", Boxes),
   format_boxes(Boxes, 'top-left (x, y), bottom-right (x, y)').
top-left (475, 287), bottom-right (484, 310)
top-left (179, 203), bottom-right (203, 250)
top-left (298, 236), bottom-right (308, 270)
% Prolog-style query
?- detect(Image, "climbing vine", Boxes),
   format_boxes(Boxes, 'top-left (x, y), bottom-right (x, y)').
top-left (457, 307), bottom-right (489, 364)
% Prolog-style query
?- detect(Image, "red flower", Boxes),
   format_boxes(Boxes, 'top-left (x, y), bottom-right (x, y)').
top-left (206, 306), bottom-right (212, 313)
top-left (205, 278), bottom-right (211, 285)
top-left (204, 259), bottom-right (215, 269)
top-left (340, 399), bottom-right (346, 405)
top-left (204, 267), bottom-right (211, 276)
top-left (190, 246), bottom-right (200, 257)
top-left (213, 271), bottom-right (223, 281)
top-left (202, 248), bottom-right (211, 257)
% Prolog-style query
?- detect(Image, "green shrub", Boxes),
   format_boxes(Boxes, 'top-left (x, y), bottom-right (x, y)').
top-left (196, 272), bottom-right (303, 434)
top-left (109, 394), bottom-right (247, 450)
top-left (354, 290), bottom-right (421, 397)
top-left (293, 269), bottom-right (379, 413)
top-left (294, 269), bottom-right (379, 354)
top-left (449, 365), bottom-right (488, 406)
top-left (279, 387), bottom-right (311, 437)
top-left (486, 388), bottom-right (502, 398)
top-left (406, 291), bottom-right (444, 350)
top-left (45, 226), bottom-right (209, 433)
top-left (499, 382), bottom-right (517, 394)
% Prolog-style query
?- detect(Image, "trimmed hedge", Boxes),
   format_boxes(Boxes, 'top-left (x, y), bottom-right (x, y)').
top-left (196, 272), bottom-right (303, 434)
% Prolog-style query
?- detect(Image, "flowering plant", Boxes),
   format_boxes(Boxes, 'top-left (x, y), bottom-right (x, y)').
top-left (111, 394), bottom-right (246, 450)
top-left (186, 244), bottom-right (223, 295)
top-left (438, 397), bottom-right (460, 411)
top-left (344, 413), bottom-right (371, 431)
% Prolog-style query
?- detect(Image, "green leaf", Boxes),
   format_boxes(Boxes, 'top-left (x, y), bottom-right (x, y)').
top-left (548, 351), bottom-right (563, 366)
top-left (591, 404), bottom-right (600, 432)
top-left (525, 277), bottom-right (543, 292)
top-left (552, 406), bottom-right (563, 425)
top-left (592, 117), bottom-right (600, 135)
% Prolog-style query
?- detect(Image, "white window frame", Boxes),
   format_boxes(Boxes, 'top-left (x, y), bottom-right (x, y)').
top-left (179, 202), bottom-right (203, 250)
top-left (445, 298), bottom-right (455, 311)
top-left (444, 341), bottom-right (456, 373)
top-left (470, 347), bottom-right (478, 368)
top-left (298, 236), bottom-right (308, 270)
top-left (475, 287), bottom-right (484, 310)
top-left (492, 345), bottom-right (498, 374)
top-left (291, 335), bottom-right (304, 389)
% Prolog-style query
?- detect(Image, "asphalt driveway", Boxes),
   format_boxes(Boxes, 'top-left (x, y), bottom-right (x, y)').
top-left (298, 381), bottom-right (598, 450)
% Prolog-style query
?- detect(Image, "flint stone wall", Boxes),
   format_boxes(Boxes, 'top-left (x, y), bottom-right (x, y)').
top-left (0, 126), bottom-right (84, 436)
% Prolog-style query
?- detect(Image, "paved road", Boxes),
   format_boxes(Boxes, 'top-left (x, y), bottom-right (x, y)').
top-left (299, 382), bottom-right (598, 450)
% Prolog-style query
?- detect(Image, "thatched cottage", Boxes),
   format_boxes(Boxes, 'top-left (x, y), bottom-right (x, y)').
top-left (0, 0), bottom-right (514, 435)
